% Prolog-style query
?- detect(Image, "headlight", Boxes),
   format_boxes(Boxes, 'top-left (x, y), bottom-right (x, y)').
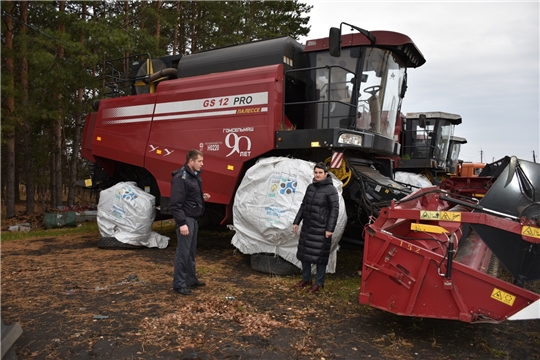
top-left (338, 133), bottom-right (363, 146)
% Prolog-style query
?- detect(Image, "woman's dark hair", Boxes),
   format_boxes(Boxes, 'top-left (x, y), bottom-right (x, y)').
top-left (314, 162), bottom-right (328, 173)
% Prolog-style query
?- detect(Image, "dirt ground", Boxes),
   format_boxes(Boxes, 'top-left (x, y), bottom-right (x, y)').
top-left (1, 223), bottom-right (540, 360)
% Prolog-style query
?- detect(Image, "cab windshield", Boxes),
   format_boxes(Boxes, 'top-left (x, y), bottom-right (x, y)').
top-left (401, 118), bottom-right (455, 168)
top-left (312, 47), bottom-right (406, 138)
top-left (447, 141), bottom-right (462, 172)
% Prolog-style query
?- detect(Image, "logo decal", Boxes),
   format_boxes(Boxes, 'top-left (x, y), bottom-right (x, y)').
top-left (225, 133), bottom-right (252, 157)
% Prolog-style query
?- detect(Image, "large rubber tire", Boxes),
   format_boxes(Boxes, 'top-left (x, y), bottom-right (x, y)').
top-left (97, 237), bottom-right (144, 250)
top-left (250, 253), bottom-right (301, 276)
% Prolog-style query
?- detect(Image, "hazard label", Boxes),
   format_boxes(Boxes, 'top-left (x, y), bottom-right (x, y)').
top-left (420, 211), bottom-right (440, 220)
top-left (440, 211), bottom-right (461, 222)
top-left (522, 226), bottom-right (540, 239)
top-left (419, 211), bottom-right (461, 221)
top-left (491, 288), bottom-right (516, 306)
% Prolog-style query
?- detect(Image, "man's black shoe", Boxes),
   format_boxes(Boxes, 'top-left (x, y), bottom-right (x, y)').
top-left (174, 287), bottom-right (193, 295)
top-left (188, 281), bottom-right (206, 289)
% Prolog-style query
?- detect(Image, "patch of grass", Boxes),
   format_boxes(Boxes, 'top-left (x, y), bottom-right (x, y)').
top-left (326, 274), bottom-right (361, 303)
top-left (198, 264), bottom-right (224, 276)
top-left (478, 342), bottom-right (509, 359)
top-left (1, 221), bottom-right (100, 242)
top-left (0, 219), bottom-right (219, 244)
top-left (406, 318), bottom-right (427, 332)
top-left (375, 332), bottom-right (415, 359)
top-left (212, 282), bottom-right (241, 296)
top-left (152, 220), bottom-right (176, 233)
top-left (531, 335), bottom-right (540, 347)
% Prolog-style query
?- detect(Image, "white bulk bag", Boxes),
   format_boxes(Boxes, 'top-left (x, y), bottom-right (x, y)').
top-left (232, 157), bottom-right (347, 273)
top-left (394, 171), bottom-right (433, 188)
top-left (97, 182), bottom-right (169, 249)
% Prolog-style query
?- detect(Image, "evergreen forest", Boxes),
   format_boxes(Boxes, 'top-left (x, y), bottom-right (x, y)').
top-left (1, 0), bottom-right (312, 218)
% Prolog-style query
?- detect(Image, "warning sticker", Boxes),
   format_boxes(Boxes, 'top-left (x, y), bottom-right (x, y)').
top-left (419, 211), bottom-right (461, 221)
top-left (440, 211), bottom-right (461, 222)
top-left (420, 211), bottom-right (440, 220)
top-left (491, 288), bottom-right (516, 306)
top-left (522, 226), bottom-right (540, 239)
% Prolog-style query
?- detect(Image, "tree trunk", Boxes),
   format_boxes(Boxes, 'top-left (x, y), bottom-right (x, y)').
top-left (124, 1), bottom-right (130, 73)
top-left (53, 0), bottom-right (66, 208)
top-left (20, 1), bottom-right (34, 213)
top-left (189, 2), bottom-right (197, 53)
top-left (53, 109), bottom-right (63, 207)
top-left (3, 1), bottom-right (16, 218)
top-left (4, 136), bottom-right (16, 218)
top-left (50, 148), bottom-right (56, 208)
top-left (67, 3), bottom-right (86, 206)
top-left (155, 0), bottom-right (161, 45)
top-left (39, 183), bottom-right (45, 212)
top-left (173, 1), bottom-right (179, 54)
top-left (140, 0), bottom-right (145, 31)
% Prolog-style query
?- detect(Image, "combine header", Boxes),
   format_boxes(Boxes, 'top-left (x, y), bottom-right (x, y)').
top-left (360, 156), bottom-right (540, 323)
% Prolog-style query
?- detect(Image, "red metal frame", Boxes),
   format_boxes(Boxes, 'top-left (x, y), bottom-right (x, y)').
top-left (439, 176), bottom-right (495, 197)
top-left (360, 188), bottom-right (540, 323)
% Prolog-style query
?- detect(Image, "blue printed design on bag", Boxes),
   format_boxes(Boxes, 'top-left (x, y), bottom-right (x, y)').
top-left (279, 179), bottom-right (297, 195)
top-left (121, 187), bottom-right (137, 201)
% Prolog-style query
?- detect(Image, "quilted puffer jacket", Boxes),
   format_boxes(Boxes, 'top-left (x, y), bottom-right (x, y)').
top-left (293, 175), bottom-right (339, 265)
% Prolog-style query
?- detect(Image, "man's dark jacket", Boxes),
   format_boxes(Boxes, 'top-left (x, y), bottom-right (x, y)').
top-left (293, 175), bottom-right (339, 265)
top-left (170, 164), bottom-right (205, 227)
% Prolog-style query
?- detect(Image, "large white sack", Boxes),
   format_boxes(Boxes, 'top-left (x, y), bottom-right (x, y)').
top-left (231, 157), bottom-right (347, 273)
top-left (394, 171), bottom-right (433, 188)
top-left (97, 181), bottom-right (169, 249)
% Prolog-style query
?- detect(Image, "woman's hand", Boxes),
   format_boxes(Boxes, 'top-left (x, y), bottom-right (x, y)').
top-left (292, 224), bottom-right (299, 235)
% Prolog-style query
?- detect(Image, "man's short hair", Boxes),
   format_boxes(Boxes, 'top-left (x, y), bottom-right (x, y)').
top-left (186, 149), bottom-right (204, 162)
top-left (314, 162), bottom-right (328, 173)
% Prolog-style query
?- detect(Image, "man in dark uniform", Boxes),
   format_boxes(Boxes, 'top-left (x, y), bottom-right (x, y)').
top-left (170, 149), bottom-right (210, 295)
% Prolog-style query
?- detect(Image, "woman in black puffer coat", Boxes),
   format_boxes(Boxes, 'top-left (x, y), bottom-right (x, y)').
top-left (292, 162), bottom-right (339, 293)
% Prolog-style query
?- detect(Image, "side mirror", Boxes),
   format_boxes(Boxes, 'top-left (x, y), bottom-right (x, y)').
top-left (329, 27), bottom-right (341, 57)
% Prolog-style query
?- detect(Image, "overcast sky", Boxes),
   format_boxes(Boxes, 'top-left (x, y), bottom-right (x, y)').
top-left (300, 1), bottom-right (539, 163)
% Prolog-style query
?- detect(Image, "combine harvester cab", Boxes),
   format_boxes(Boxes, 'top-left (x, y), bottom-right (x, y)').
top-left (395, 111), bottom-right (462, 184)
top-left (360, 156), bottom-right (540, 323)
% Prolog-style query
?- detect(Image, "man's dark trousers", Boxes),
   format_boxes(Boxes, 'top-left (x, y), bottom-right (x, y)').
top-left (173, 217), bottom-right (199, 289)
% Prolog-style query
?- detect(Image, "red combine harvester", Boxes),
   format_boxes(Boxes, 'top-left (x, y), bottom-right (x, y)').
top-left (82, 23), bottom-right (424, 230)
top-left (360, 156), bottom-right (540, 323)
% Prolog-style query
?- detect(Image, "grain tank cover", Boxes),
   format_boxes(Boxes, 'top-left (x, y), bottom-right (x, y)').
top-left (177, 37), bottom-right (305, 78)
